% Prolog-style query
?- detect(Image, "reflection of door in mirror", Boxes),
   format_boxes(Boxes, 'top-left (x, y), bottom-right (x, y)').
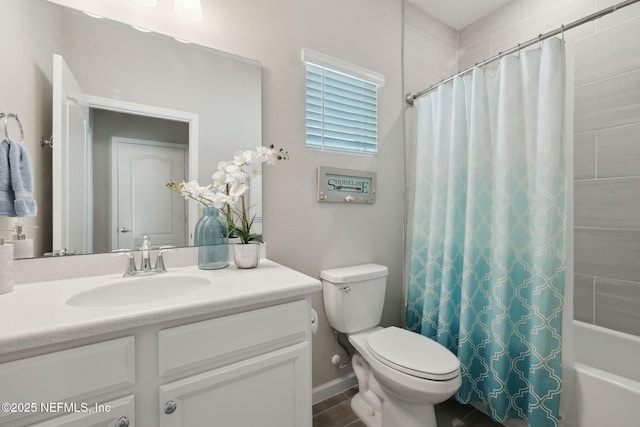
top-left (53, 54), bottom-right (193, 255)
top-left (88, 105), bottom-right (193, 255)
top-left (111, 137), bottom-right (187, 251)
top-left (52, 54), bottom-right (91, 255)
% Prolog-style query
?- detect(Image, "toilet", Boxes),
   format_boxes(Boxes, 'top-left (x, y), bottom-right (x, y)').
top-left (322, 264), bottom-right (461, 427)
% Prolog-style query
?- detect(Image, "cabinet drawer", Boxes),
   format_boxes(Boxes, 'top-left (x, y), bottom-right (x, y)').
top-left (31, 395), bottom-right (135, 427)
top-left (0, 337), bottom-right (135, 423)
top-left (159, 300), bottom-right (309, 376)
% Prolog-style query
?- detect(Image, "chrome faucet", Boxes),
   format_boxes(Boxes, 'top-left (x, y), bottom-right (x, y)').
top-left (113, 236), bottom-right (176, 277)
top-left (140, 235), bottom-right (153, 273)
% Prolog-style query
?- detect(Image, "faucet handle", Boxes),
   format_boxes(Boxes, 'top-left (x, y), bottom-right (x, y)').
top-left (112, 249), bottom-right (138, 276)
top-left (155, 246), bottom-right (177, 273)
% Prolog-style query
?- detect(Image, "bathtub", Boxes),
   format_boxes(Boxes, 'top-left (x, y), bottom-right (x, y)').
top-left (571, 321), bottom-right (640, 427)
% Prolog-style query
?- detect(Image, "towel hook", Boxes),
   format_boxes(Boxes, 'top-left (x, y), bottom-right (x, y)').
top-left (40, 136), bottom-right (53, 149)
top-left (3, 113), bottom-right (24, 144)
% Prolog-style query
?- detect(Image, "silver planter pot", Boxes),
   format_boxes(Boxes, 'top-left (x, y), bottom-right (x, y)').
top-left (233, 243), bottom-right (261, 269)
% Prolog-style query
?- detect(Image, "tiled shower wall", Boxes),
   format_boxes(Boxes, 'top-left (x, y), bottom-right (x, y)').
top-left (572, 8), bottom-right (640, 336)
top-left (458, 0), bottom-right (640, 337)
top-left (406, 0), bottom-right (640, 336)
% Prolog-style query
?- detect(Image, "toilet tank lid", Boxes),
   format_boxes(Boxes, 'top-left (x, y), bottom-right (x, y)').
top-left (321, 264), bottom-right (388, 284)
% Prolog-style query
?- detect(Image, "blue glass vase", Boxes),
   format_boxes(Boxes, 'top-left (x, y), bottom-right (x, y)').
top-left (193, 206), bottom-right (229, 270)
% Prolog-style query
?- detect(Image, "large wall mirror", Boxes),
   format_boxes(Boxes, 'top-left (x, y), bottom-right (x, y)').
top-left (0, 0), bottom-right (262, 258)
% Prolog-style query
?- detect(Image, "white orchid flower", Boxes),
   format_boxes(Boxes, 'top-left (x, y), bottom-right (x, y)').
top-left (227, 183), bottom-right (248, 202)
top-left (233, 150), bottom-right (256, 166)
top-left (225, 164), bottom-right (248, 185)
top-left (211, 170), bottom-right (228, 191)
top-left (224, 163), bottom-right (241, 175)
top-left (209, 191), bottom-right (231, 209)
top-left (181, 180), bottom-right (210, 198)
top-left (244, 162), bottom-right (262, 178)
top-left (254, 146), bottom-right (272, 163)
top-left (262, 147), bottom-right (278, 165)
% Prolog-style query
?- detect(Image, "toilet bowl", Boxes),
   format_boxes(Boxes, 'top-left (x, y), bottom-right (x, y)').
top-left (321, 264), bottom-right (461, 427)
top-left (349, 327), bottom-right (461, 426)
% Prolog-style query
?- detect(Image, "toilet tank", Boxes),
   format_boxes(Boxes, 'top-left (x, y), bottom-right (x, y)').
top-left (321, 264), bottom-right (388, 333)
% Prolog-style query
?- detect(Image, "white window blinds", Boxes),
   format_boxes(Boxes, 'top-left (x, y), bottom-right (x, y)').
top-left (303, 49), bottom-right (384, 155)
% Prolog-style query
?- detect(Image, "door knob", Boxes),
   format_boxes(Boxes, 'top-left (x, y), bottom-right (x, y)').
top-left (120, 227), bottom-right (131, 233)
top-left (164, 400), bottom-right (177, 414)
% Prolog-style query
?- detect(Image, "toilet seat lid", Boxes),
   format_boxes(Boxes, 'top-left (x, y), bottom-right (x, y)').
top-left (366, 327), bottom-right (459, 381)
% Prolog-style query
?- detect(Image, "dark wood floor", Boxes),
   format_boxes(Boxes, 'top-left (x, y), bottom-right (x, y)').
top-left (312, 388), bottom-right (505, 427)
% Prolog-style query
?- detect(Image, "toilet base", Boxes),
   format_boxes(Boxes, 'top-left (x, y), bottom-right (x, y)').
top-left (351, 393), bottom-right (382, 427)
top-left (351, 390), bottom-right (439, 427)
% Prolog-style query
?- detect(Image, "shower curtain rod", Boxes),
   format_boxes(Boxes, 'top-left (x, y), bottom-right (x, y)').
top-left (405, 0), bottom-right (640, 105)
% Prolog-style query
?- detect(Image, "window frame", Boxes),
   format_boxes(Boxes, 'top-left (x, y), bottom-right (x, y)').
top-left (302, 49), bottom-right (385, 155)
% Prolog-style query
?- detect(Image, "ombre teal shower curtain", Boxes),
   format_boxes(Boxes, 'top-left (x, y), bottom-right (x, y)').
top-left (406, 38), bottom-right (568, 426)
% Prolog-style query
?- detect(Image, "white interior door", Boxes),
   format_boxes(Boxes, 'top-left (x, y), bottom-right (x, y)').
top-left (52, 54), bottom-right (91, 254)
top-left (112, 137), bottom-right (187, 251)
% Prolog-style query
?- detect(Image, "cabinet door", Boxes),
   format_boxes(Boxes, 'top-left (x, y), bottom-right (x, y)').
top-left (31, 395), bottom-right (134, 427)
top-left (159, 342), bottom-right (311, 427)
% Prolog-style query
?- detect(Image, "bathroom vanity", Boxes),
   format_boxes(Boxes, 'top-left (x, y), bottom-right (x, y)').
top-left (0, 260), bottom-right (320, 427)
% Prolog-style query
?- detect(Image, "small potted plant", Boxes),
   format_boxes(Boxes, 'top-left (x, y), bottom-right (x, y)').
top-left (167, 145), bottom-right (288, 269)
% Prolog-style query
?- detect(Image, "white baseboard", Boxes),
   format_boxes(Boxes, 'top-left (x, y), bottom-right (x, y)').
top-left (312, 372), bottom-right (358, 404)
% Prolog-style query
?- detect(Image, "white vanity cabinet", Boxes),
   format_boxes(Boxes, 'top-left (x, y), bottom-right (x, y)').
top-left (0, 298), bottom-right (313, 427)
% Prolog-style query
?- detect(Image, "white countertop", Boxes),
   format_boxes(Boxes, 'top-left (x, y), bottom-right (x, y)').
top-left (0, 260), bottom-right (321, 355)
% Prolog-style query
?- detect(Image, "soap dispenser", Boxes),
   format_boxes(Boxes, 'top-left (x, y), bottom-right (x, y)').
top-left (5, 220), bottom-right (34, 259)
top-left (0, 239), bottom-right (14, 295)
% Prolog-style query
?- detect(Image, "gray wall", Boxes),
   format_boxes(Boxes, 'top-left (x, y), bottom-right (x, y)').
top-left (456, 0), bottom-right (640, 337)
top-left (0, 0), bottom-right (62, 256)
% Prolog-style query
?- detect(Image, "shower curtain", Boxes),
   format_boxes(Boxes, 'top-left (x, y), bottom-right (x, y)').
top-left (406, 38), bottom-right (568, 426)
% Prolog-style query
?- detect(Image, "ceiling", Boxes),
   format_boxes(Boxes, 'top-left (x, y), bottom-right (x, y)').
top-left (408, 0), bottom-right (515, 30)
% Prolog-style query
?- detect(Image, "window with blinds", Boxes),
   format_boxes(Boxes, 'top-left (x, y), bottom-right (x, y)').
top-left (303, 50), bottom-right (384, 155)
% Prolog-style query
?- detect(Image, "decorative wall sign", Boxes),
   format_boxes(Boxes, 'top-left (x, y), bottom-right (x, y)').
top-left (317, 167), bottom-right (376, 204)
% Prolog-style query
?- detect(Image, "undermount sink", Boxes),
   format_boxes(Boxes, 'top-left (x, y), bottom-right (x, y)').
top-left (66, 274), bottom-right (212, 307)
